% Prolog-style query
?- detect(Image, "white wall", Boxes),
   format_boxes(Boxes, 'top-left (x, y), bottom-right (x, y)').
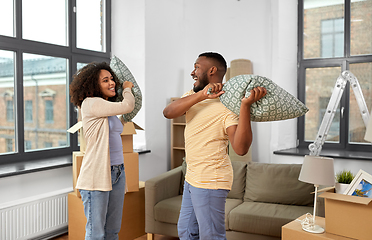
top-left (113, 0), bottom-right (372, 182)
top-left (112, 0), bottom-right (275, 181)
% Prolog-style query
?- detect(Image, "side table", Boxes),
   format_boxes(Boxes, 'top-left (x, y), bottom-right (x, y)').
top-left (282, 214), bottom-right (355, 240)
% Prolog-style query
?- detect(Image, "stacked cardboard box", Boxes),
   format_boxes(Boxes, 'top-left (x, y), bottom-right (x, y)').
top-left (67, 119), bottom-right (145, 239)
top-left (68, 183), bottom-right (145, 240)
top-left (68, 119), bottom-right (143, 195)
top-left (120, 120), bottom-right (143, 192)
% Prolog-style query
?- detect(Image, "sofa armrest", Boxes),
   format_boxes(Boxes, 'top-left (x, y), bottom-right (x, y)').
top-left (145, 166), bottom-right (182, 233)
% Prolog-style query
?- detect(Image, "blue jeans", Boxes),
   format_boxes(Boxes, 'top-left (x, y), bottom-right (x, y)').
top-left (80, 164), bottom-right (125, 240)
top-left (178, 181), bottom-right (229, 240)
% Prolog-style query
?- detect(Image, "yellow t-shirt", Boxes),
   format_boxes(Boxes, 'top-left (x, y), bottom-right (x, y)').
top-left (182, 90), bottom-right (239, 190)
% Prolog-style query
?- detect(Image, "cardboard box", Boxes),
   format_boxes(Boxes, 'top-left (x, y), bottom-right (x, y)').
top-left (121, 121), bottom-right (144, 153)
top-left (72, 151), bottom-right (84, 198)
top-left (68, 183), bottom-right (145, 240)
top-left (320, 192), bottom-right (372, 240)
top-left (68, 192), bottom-right (86, 240)
top-left (71, 151), bottom-right (139, 194)
top-left (67, 121), bottom-right (86, 153)
top-left (124, 152), bottom-right (139, 192)
top-left (68, 120), bottom-right (143, 194)
top-left (282, 214), bottom-right (353, 240)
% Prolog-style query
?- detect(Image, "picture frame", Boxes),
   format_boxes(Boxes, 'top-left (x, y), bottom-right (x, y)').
top-left (343, 169), bottom-right (372, 198)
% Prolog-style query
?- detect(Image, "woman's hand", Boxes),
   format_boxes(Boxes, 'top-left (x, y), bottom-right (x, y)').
top-left (123, 81), bottom-right (134, 89)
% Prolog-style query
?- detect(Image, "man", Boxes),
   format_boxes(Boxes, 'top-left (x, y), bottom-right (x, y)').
top-left (163, 52), bottom-right (266, 240)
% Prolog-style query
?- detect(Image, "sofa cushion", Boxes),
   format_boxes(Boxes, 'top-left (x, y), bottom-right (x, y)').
top-left (228, 201), bottom-right (313, 237)
top-left (225, 199), bottom-right (244, 230)
top-left (227, 161), bottom-right (247, 199)
top-left (244, 163), bottom-right (314, 206)
top-left (154, 195), bottom-right (182, 224)
top-left (153, 193), bottom-right (244, 229)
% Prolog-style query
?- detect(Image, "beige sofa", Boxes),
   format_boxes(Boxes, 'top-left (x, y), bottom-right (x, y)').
top-left (145, 161), bottom-right (324, 240)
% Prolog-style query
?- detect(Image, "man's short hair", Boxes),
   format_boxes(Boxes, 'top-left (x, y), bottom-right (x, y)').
top-left (199, 52), bottom-right (227, 74)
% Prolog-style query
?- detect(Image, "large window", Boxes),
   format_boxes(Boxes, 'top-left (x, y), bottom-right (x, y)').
top-left (298, 0), bottom-right (372, 153)
top-left (0, 0), bottom-right (111, 163)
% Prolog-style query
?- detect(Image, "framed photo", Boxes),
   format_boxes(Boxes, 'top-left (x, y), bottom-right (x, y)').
top-left (344, 169), bottom-right (372, 198)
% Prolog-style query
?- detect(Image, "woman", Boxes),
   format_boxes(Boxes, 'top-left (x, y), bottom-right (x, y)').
top-left (70, 62), bottom-right (135, 240)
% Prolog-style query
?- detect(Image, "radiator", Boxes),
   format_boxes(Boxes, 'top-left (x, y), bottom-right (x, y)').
top-left (0, 190), bottom-right (70, 240)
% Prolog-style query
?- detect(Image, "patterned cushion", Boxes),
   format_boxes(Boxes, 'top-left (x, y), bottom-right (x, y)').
top-left (219, 74), bottom-right (308, 122)
top-left (110, 55), bottom-right (142, 122)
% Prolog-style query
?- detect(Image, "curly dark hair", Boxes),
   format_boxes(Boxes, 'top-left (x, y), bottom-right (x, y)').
top-left (70, 61), bottom-right (121, 107)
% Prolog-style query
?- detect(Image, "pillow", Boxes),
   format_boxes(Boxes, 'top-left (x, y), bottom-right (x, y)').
top-left (244, 162), bottom-right (314, 206)
top-left (219, 74), bottom-right (309, 122)
top-left (110, 55), bottom-right (142, 122)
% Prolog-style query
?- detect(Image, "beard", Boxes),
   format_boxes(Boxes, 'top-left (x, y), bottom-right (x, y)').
top-left (193, 72), bottom-right (209, 93)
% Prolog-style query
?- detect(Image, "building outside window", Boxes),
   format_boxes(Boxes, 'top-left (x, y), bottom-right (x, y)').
top-left (45, 100), bottom-right (54, 123)
top-left (298, 0), bottom-right (372, 153)
top-left (6, 100), bottom-right (13, 122)
top-left (321, 18), bottom-right (344, 58)
top-left (6, 139), bottom-right (13, 153)
top-left (44, 142), bottom-right (53, 148)
top-left (25, 140), bottom-right (32, 151)
top-left (0, 0), bottom-right (111, 163)
top-left (25, 100), bottom-right (33, 122)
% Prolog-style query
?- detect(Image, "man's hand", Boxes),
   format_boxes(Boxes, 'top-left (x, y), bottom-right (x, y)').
top-left (200, 83), bottom-right (225, 99)
top-left (241, 87), bottom-right (267, 106)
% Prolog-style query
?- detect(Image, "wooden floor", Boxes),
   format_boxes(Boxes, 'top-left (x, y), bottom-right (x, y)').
top-left (51, 233), bottom-right (179, 240)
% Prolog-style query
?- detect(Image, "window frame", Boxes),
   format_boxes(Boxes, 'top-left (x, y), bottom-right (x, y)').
top-left (297, 0), bottom-right (372, 154)
top-left (0, 0), bottom-right (112, 164)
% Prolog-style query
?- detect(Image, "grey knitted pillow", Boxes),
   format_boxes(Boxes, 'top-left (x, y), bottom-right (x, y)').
top-left (220, 74), bottom-right (308, 122)
top-left (110, 55), bottom-right (142, 122)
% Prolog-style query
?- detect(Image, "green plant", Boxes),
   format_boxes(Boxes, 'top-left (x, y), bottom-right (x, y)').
top-left (335, 170), bottom-right (354, 184)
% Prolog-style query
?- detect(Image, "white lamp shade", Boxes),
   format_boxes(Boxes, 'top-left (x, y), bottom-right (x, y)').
top-left (299, 155), bottom-right (335, 186)
top-left (365, 115), bottom-right (372, 142)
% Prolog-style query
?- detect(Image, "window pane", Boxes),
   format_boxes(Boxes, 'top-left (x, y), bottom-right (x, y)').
top-left (304, 67), bottom-right (342, 142)
top-left (350, 0), bottom-right (372, 56)
top-left (23, 53), bottom-right (68, 151)
top-left (76, 0), bottom-right (105, 52)
top-left (0, 50), bottom-right (16, 154)
top-left (321, 34), bottom-right (333, 58)
top-left (22, 0), bottom-right (67, 46)
top-left (304, 0), bottom-right (344, 59)
top-left (0, 0), bottom-right (14, 37)
top-left (349, 63), bottom-right (372, 143)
